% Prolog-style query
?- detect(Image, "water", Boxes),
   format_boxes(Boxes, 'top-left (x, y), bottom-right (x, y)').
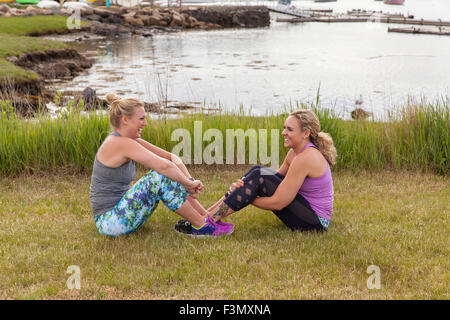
top-left (59, 0), bottom-right (450, 118)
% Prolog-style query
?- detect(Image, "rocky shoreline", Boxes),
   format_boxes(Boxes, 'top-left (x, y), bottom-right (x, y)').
top-left (1, 4), bottom-right (270, 35)
top-left (1, 5), bottom-right (270, 115)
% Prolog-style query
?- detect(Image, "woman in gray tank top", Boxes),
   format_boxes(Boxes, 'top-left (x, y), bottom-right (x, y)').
top-left (89, 93), bottom-right (233, 237)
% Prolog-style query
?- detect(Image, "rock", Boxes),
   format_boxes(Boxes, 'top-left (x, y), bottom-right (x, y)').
top-left (169, 12), bottom-right (185, 27)
top-left (145, 15), bottom-right (162, 26)
top-left (151, 9), bottom-right (161, 17)
top-left (84, 14), bottom-right (102, 22)
top-left (124, 16), bottom-right (144, 27)
top-left (105, 14), bottom-right (121, 24)
top-left (138, 15), bottom-right (155, 26)
top-left (159, 20), bottom-right (169, 27)
top-left (182, 6), bottom-right (270, 28)
top-left (0, 4), bottom-right (11, 13)
top-left (351, 108), bottom-right (373, 120)
top-left (41, 9), bottom-right (54, 16)
top-left (93, 8), bottom-right (114, 18)
top-left (82, 87), bottom-right (98, 110)
top-left (80, 7), bottom-right (94, 16)
top-left (9, 8), bottom-right (19, 16)
top-left (89, 21), bottom-right (115, 35)
top-left (122, 11), bottom-right (136, 19)
top-left (24, 11), bottom-right (37, 17)
top-left (141, 7), bottom-right (153, 14)
top-left (133, 29), bottom-right (153, 37)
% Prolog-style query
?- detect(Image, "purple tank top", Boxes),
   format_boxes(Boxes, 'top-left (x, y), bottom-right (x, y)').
top-left (293, 142), bottom-right (334, 221)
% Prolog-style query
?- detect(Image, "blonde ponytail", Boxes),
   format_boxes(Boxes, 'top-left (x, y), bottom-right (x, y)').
top-left (311, 131), bottom-right (337, 167)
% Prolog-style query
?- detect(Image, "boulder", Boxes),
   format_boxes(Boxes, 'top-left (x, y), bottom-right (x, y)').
top-left (84, 14), bottom-right (102, 22)
top-left (159, 20), bottom-right (169, 27)
top-left (93, 8), bottom-right (114, 18)
top-left (144, 15), bottom-right (162, 26)
top-left (122, 11), bottom-right (136, 19)
top-left (82, 87), bottom-right (98, 110)
top-left (169, 12), bottom-right (185, 27)
top-left (123, 16), bottom-right (144, 27)
top-left (25, 5), bottom-right (40, 13)
top-left (80, 6), bottom-right (94, 16)
top-left (0, 4), bottom-right (11, 13)
top-left (137, 15), bottom-right (155, 26)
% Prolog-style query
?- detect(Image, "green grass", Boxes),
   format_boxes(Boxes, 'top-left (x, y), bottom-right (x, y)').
top-left (0, 168), bottom-right (448, 299)
top-left (0, 33), bottom-right (67, 80)
top-left (0, 16), bottom-right (86, 81)
top-left (1, 100), bottom-right (448, 175)
top-left (0, 16), bottom-right (76, 36)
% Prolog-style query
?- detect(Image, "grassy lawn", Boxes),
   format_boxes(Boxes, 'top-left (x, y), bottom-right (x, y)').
top-left (0, 167), bottom-right (448, 299)
top-left (0, 16), bottom-right (71, 36)
top-left (0, 33), bottom-right (67, 80)
top-left (0, 16), bottom-right (85, 81)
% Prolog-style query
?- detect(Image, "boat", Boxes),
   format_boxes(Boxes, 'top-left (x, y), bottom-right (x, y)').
top-left (15, 0), bottom-right (41, 3)
top-left (383, 0), bottom-right (405, 5)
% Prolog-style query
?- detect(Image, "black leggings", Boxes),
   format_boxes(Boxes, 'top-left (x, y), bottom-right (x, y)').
top-left (223, 165), bottom-right (324, 232)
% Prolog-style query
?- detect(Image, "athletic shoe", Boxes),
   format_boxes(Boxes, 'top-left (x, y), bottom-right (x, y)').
top-left (175, 218), bottom-right (234, 235)
top-left (174, 219), bottom-right (192, 234)
top-left (174, 217), bottom-right (233, 237)
top-left (206, 216), bottom-right (234, 234)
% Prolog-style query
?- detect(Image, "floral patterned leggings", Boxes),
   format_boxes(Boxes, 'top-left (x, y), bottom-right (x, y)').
top-left (94, 170), bottom-right (189, 237)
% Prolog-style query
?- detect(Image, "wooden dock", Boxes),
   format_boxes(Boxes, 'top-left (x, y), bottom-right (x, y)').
top-left (270, 6), bottom-right (450, 28)
top-left (299, 7), bottom-right (333, 13)
top-left (268, 7), bottom-right (310, 19)
top-left (375, 17), bottom-right (450, 27)
top-left (388, 26), bottom-right (450, 36)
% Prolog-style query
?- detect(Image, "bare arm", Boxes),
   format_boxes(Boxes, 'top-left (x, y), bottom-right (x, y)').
top-left (277, 149), bottom-right (295, 176)
top-left (136, 138), bottom-right (193, 179)
top-left (120, 138), bottom-right (199, 193)
top-left (252, 153), bottom-right (310, 211)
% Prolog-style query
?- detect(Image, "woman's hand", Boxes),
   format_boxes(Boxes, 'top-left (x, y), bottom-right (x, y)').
top-left (228, 178), bottom-right (244, 194)
top-left (185, 179), bottom-right (204, 197)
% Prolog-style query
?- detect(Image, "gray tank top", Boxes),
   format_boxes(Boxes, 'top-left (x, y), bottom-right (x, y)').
top-left (89, 131), bottom-right (136, 216)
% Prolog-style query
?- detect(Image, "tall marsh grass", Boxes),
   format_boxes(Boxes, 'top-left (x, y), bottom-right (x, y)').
top-left (0, 98), bottom-right (448, 175)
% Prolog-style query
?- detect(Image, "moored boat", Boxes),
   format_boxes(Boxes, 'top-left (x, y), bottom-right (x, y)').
top-left (383, 0), bottom-right (405, 5)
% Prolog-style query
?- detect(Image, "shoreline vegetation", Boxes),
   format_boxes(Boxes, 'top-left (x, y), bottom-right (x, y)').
top-left (1, 100), bottom-right (448, 176)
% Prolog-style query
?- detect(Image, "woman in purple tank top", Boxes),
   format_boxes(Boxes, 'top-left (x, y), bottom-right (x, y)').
top-left (176, 109), bottom-right (337, 233)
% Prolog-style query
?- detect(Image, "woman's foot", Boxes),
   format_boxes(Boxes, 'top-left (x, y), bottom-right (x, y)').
top-left (174, 217), bottom-right (234, 236)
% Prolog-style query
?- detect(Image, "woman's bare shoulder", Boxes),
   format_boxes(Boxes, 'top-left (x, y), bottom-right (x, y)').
top-left (97, 135), bottom-right (133, 166)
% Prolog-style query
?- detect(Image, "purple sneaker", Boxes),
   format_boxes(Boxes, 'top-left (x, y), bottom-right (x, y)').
top-left (206, 216), bottom-right (234, 235)
top-left (217, 220), bottom-right (234, 230)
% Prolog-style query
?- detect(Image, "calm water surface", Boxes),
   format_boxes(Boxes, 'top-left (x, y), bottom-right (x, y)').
top-left (62, 0), bottom-right (450, 118)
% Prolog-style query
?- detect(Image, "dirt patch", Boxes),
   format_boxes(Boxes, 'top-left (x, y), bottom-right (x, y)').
top-left (2, 48), bottom-right (93, 115)
top-left (6, 48), bottom-right (92, 80)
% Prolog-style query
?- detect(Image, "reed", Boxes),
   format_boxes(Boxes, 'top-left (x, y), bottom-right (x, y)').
top-left (0, 98), bottom-right (448, 175)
